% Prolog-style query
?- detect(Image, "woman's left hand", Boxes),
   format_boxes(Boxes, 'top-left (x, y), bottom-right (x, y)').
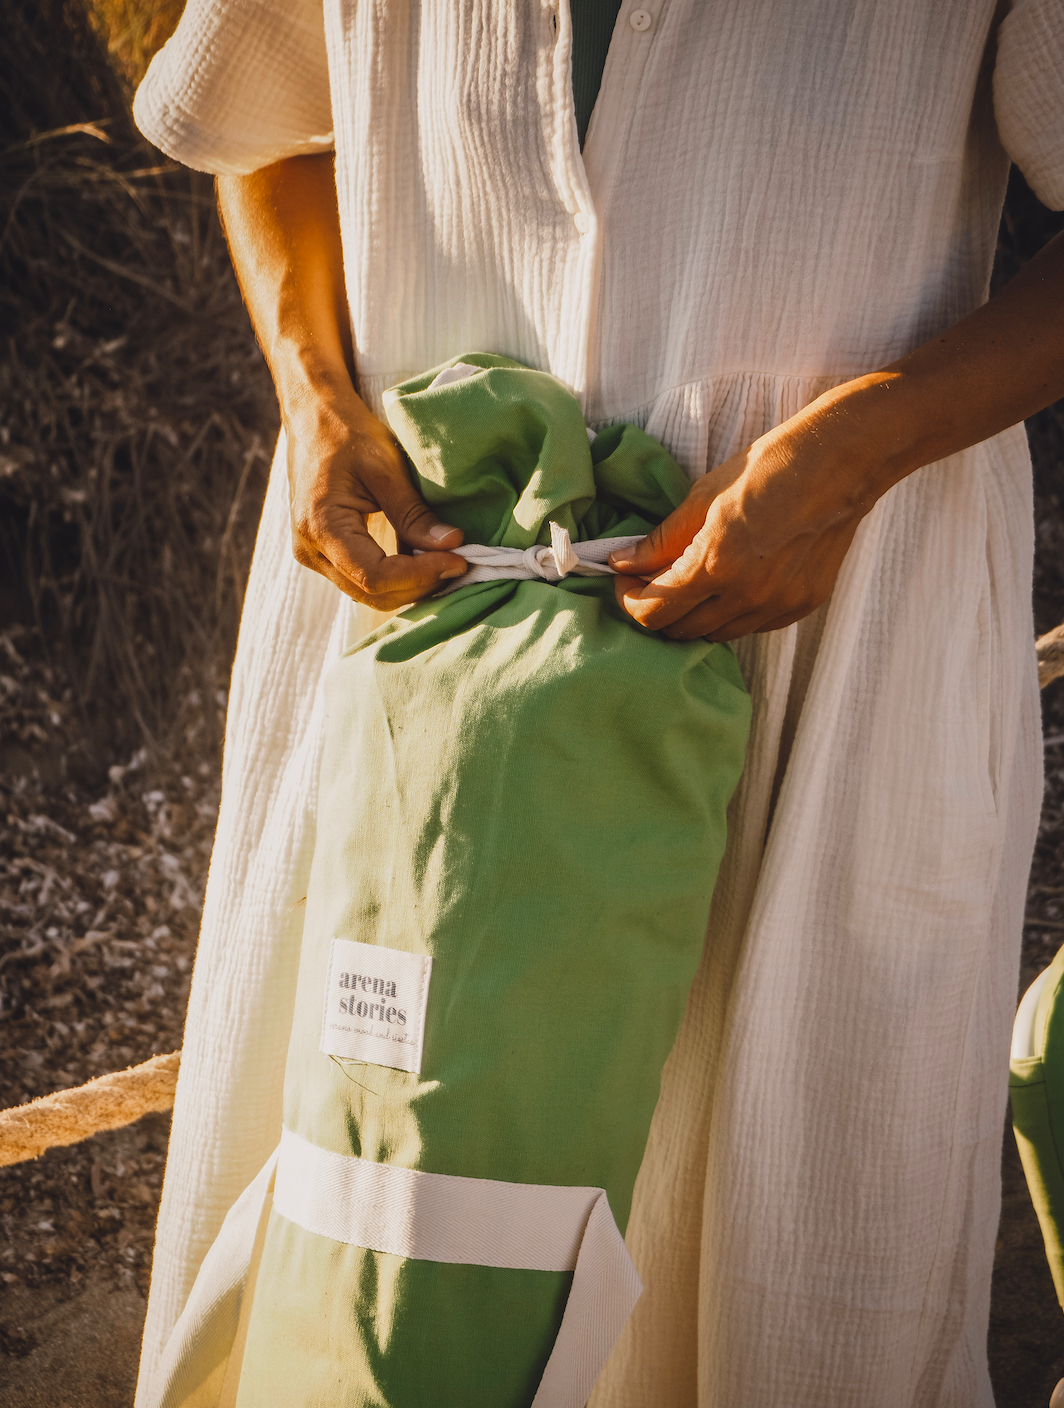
top-left (608, 405), bottom-right (880, 642)
top-left (609, 224), bottom-right (1064, 642)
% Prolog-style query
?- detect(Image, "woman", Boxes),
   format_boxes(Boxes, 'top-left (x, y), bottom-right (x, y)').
top-left (132, 2), bottom-right (1064, 1403)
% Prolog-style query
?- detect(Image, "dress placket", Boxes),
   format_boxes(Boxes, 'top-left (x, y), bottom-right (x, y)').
top-left (580, 0), bottom-right (667, 410)
top-left (539, 0), bottom-right (601, 401)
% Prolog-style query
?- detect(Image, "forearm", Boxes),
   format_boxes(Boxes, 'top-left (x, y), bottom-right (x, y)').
top-left (791, 229), bottom-right (1064, 507)
top-left (216, 152), bottom-right (361, 423)
top-left (215, 152), bottom-right (465, 604)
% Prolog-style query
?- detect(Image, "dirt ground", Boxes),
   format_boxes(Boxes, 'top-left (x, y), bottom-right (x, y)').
top-left (1, 632), bottom-right (1064, 1406)
top-left (0, 627), bottom-right (218, 1401)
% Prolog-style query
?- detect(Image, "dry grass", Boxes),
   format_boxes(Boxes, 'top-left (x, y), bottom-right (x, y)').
top-left (0, 623), bottom-right (214, 1303)
top-left (0, 3), bottom-right (275, 1321)
top-left (0, 0), bottom-right (276, 763)
top-left (82, 0), bottom-right (184, 86)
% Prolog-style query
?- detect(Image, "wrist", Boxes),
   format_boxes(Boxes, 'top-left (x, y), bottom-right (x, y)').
top-left (274, 345), bottom-right (355, 417)
top-left (732, 373), bottom-right (917, 539)
top-left (779, 371), bottom-right (926, 508)
top-left (276, 358), bottom-right (390, 458)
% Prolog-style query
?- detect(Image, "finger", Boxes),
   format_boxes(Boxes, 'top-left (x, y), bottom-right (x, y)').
top-left (660, 582), bottom-right (830, 642)
top-left (607, 451), bottom-right (748, 576)
top-left (298, 516), bottom-right (466, 604)
top-left (300, 541), bottom-right (464, 610)
top-left (295, 544), bottom-right (411, 612)
top-left (659, 598), bottom-right (750, 641)
top-left (613, 572), bottom-right (706, 632)
top-left (702, 612), bottom-right (776, 642)
top-left (607, 495), bottom-right (707, 575)
top-left (752, 608), bottom-right (813, 635)
top-left (364, 460), bottom-right (465, 552)
top-left (607, 525), bottom-right (670, 575)
top-left (612, 524), bottom-right (739, 629)
top-left (661, 591), bottom-right (804, 640)
top-left (665, 604), bottom-right (795, 644)
top-left (705, 594), bottom-right (828, 641)
top-left (675, 609), bottom-right (761, 642)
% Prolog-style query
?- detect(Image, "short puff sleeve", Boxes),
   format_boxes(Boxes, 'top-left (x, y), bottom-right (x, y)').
top-left (994, 0), bottom-right (1064, 210)
top-left (132, 0), bottom-right (333, 176)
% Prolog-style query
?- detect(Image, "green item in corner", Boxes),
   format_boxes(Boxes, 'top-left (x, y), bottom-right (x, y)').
top-left (1011, 941), bottom-right (1064, 1306)
top-left (223, 353), bottom-right (752, 1407)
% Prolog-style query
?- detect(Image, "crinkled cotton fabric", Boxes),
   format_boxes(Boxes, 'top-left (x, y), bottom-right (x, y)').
top-left (132, 3), bottom-right (1061, 1405)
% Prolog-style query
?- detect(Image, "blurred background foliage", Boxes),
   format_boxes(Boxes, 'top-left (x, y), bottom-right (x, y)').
top-left (993, 170), bottom-right (1064, 645)
top-left (82, 0), bottom-right (184, 86)
top-left (0, 0), bottom-right (276, 766)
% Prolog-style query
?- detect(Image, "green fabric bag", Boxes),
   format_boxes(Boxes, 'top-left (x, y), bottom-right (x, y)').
top-left (1011, 942), bottom-right (1064, 1306)
top-left (231, 354), bottom-right (751, 1407)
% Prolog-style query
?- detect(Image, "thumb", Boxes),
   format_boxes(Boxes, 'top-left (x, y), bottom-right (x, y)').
top-left (371, 465), bottom-right (465, 552)
top-left (608, 497), bottom-right (708, 576)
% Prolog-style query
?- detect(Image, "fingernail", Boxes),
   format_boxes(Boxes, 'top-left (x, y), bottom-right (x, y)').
top-left (608, 553), bottom-right (632, 569)
top-left (429, 523), bottom-right (459, 542)
top-left (439, 566), bottom-right (467, 579)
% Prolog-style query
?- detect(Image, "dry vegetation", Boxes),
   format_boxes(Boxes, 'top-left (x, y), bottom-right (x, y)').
top-left (0, 0), bottom-right (276, 1370)
top-left (81, 0), bottom-right (185, 86)
top-left (0, 1), bottom-right (1062, 1404)
top-left (0, 0), bottom-right (273, 751)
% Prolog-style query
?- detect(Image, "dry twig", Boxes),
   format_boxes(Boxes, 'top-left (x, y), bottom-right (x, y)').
top-left (1038, 624), bottom-right (1064, 690)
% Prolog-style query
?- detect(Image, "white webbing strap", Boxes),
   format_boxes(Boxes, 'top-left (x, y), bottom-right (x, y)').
top-left (273, 1126), bottom-right (643, 1408)
top-left (424, 524), bottom-right (645, 595)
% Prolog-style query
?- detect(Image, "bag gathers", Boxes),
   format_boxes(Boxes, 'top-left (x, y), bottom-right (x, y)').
top-left (155, 354), bottom-right (750, 1408)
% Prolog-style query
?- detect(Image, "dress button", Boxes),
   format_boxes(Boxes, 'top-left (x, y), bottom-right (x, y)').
top-left (629, 8), bottom-right (652, 31)
top-left (574, 212), bottom-right (589, 234)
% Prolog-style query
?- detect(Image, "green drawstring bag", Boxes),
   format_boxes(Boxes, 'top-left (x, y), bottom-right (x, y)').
top-left (228, 354), bottom-right (751, 1408)
top-left (1011, 942), bottom-right (1064, 1305)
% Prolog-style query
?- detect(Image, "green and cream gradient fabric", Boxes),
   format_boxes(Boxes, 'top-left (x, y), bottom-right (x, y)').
top-left (1011, 944), bottom-right (1064, 1307)
top-left (218, 356), bottom-right (750, 1407)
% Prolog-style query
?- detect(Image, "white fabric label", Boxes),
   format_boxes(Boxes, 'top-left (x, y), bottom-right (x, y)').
top-left (319, 939), bottom-right (432, 1074)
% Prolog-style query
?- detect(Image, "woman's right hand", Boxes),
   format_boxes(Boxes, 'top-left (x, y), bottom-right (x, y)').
top-left (284, 383), bottom-right (468, 611)
top-left (217, 155), bottom-right (468, 609)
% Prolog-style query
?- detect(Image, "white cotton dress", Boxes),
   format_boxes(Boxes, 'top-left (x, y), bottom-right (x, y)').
top-left (132, 2), bottom-right (1064, 1404)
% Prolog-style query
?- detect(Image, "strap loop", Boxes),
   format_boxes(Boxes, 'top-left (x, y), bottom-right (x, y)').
top-left (273, 1127), bottom-right (643, 1408)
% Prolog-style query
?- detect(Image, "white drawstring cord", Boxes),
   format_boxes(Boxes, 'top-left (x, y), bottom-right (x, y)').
top-left (421, 522), bottom-right (644, 594)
